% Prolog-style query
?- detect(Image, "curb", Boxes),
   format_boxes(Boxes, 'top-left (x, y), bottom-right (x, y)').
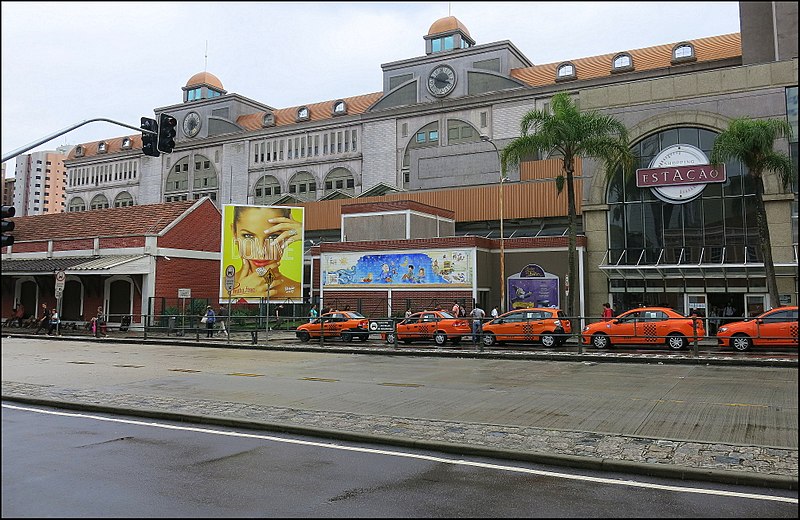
top-left (3, 394), bottom-right (796, 491)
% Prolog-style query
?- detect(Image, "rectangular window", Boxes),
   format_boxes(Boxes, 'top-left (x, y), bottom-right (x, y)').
top-left (182, 164), bottom-right (188, 172)
top-left (346, 179), bottom-right (354, 189)
top-left (274, 186), bottom-right (281, 195)
top-left (326, 181), bottom-right (333, 190)
top-left (432, 39), bottom-right (441, 52)
top-left (444, 35), bottom-right (454, 50)
top-left (448, 127), bottom-right (459, 140)
top-left (323, 134), bottom-right (328, 154)
top-left (480, 112), bottom-right (487, 128)
top-left (352, 129), bottom-right (357, 152)
top-left (256, 188), bottom-right (262, 197)
top-left (309, 182), bottom-right (316, 191)
top-left (204, 161), bottom-right (210, 169)
top-left (402, 123), bottom-right (408, 137)
top-left (416, 132), bottom-right (426, 143)
top-left (289, 185), bottom-right (296, 193)
top-left (429, 130), bottom-right (438, 141)
top-left (299, 184), bottom-right (306, 193)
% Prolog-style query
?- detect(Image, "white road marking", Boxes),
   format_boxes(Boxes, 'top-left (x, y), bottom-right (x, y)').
top-left (3, 403), bottom-right (796, 504)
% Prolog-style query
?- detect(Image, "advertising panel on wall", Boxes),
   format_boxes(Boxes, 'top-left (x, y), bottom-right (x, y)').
top-left (322, 249), bottom-right (472, 288)
top-left (507, 264), bottom-right (560, 310)
top-left (220, 204), bottom-right (304, 303)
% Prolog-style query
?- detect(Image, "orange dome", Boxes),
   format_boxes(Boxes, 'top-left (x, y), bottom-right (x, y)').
top-left (427, 16), bottom-right (470, 38)
top-left (185, 71), bottom-right (224, 90)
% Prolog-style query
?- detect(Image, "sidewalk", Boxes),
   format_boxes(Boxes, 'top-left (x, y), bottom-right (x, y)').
top-left (1, 334), bottom-right (797, 490)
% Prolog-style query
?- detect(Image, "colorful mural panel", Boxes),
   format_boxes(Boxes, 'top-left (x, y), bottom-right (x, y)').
top-left (322, 250), bottom-right (473, 288)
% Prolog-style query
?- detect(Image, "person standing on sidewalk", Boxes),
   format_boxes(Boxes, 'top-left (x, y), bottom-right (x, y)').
top-left (217, 305), bottom-right (229, 337)
top-left (602, 303), bottom-right (614, 322)
top-left (470, 304), bottom-right (485, 344)
top-left (309, 304), bottom-right (318, 322)
top-left (47, 308), bottom-right (60, 336)
top-left (202, 306), bottom-right (216, 338)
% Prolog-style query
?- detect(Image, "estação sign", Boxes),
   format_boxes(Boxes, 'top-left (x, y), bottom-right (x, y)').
top-left (635, 144), bottom-right (727, 204)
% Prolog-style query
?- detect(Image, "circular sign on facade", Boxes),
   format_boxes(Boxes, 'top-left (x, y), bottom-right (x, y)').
top-left (642, 144), bottom-right (723, 204)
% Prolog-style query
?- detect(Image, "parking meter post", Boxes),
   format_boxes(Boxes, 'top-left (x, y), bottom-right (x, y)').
top-left (692, 317), bottom-right (699, 357)
top-left (576, 314), bottom-right (583, 355)
top-left (393, 318), bottom-right (399, 349)
top-left (227, 291), bottom-right (232, 345)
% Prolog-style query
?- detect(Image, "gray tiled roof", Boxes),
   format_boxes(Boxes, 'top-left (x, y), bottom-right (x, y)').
top-left (1, 255), bottom-right (145, 274)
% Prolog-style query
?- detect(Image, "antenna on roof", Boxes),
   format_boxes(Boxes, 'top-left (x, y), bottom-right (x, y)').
top-left (448, 2), bottom-right (451, 16)
top-left (204, 40), bottom-right (208, 72)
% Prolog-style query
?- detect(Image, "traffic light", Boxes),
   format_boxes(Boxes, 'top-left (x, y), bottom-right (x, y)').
top-left (141, 117), bottom-right (160, 157)
top-left (1, 205), bottom-right (15, 247)
top-left (157, 113), bottom-right (177, 154)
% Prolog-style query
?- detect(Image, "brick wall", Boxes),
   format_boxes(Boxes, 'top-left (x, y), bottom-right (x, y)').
top-left (155, 257), bottom-right (221, 303)
top-left (159, 199), bottom-right (221, 251)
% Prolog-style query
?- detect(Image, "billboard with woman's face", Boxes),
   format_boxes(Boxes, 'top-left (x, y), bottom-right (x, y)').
top-left (220, 205), bottom-right (304, 302)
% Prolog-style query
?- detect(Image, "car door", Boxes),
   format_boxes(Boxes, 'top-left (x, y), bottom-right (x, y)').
top-left (397, 313), bottom-right (420, 340)
top-left (499, 311), bottom-right (527, 341)
top-left (527, 311), bottom-right (547, 342)
top-left (758, 310), bottom-right (793, 346)
top-left (612, 311), bottom-right (639, 344)
top-left (640, 310), bottom-right (664, 345)
top-left (325, 313), bottom-right (346, 337)
top-left (419, 312), bottom-right (439, 341)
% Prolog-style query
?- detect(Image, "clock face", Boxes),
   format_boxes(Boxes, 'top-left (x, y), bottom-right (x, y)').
top-left (427, 65), bottom-right (456, 97)
top-left (183, 112), bottom-right (201, 138)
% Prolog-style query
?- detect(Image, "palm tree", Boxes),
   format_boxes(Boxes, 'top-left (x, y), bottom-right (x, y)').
top-left (710, 118), bottom-right (795, 308)
top-left (500, 92), bottom-right (633, 329)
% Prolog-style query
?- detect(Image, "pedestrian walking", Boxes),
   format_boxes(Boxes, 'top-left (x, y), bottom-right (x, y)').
top-left (35, 303), bottom-right (49, 334)
top-left (217, 305), bottom-right (229, 337)
top-left (93, 306), bottom-right (108, 337)
top-left (470, 304), bottom-right (485, 343)
top-left (13, 302), bottom-right (26, 327)
top-left (723, 301), bottom-right (736, 324)
top-left (709, 307), bottom-right (720, 336)
top-left (404, 308), bottom-right (413, 319)
top-left (309, 304), bottom-right (318, 322)
top-left (602, 302), bottom-right (614, 322)
top-left (452, 300), bottom-right (461, 317)
top-left (491, 305), bottom-right (499, 319)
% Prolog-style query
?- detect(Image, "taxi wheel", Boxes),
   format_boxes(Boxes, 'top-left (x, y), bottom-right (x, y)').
top-left (341, 331), bottom-right (353, 342)
top-left (666, 333), bottom-right (687, 351)
top-left (540, 333), bottom-right (556, 348)
top-left (591, 333), bottom-right (610, 349)
top-left (482, 332), bottom-right (497, 347)
top-left (385, 332), bottom-right (396, 344)
top-left (732, 333), bottom-right (752, 352)
top-left (297, 330), bottom-right (310, 343)
top-left (433, 332), bottom-right (448, 346)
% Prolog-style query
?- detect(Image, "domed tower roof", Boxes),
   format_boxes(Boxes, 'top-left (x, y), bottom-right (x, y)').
top-left (185, 71), bottom-right (224, 90)
top-left (427, 16), bottom-right (471, 38)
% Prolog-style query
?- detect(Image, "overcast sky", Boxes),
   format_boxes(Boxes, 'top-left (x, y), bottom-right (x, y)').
top-left (1, 1), bottom-right (742, 175)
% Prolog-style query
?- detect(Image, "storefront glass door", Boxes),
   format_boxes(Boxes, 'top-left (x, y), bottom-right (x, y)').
top-left (744, 294), bottom-right (767, 318)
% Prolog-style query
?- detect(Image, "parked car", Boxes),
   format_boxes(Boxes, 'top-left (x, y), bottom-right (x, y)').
top-left (384, 310), bottom-right (471, 346)
top-left (582, 307), bottom-right (704, 350)
top-left (716, 306), bottom-right (799, 351)
top-left (481, 308), bottom-right (571, 347)
top-left (295, 311), bottom-right (370, 342)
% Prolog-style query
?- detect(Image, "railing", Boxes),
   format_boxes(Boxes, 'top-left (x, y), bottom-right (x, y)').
top-left (3, 313), bottom-right (797, 355)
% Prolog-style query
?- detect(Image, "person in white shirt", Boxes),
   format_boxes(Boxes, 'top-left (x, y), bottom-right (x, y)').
top-left (491, 306), bottom-right (499, 319)
top-left (471, 305), bottom-right (486, 343)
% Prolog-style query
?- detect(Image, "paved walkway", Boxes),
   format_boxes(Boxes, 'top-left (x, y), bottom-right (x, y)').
top-left (1, 334), bottom-right (797, 490)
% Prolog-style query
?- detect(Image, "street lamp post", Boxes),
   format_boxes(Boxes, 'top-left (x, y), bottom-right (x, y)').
top-left (481, 135), bottom-right (506, 313)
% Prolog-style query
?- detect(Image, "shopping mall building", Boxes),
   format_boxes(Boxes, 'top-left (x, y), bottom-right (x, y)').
top-left (2, 2), bottom-right (797, 325)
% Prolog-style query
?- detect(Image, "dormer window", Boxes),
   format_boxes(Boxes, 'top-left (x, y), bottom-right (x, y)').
top-left (75, 146), bottom-right (84, 158)
top-left (262, 112), bottom-right (275, 128)
top-left (98, 142), bottom-right (107, 153)
top-left (122, 137), bottom-right (132, 149)
top-left (556, 62), bottom-right (576, 82)
top-left (612, 53), bottom-right (633, 72)
top-left (332, 100), bottom-right (347, 116)
top-left (671, 43), bottom-right (696, 63)
top-left (296, 106), bottom-right (309, 122)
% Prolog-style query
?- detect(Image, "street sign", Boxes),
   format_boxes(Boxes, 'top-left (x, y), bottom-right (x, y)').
top-left (55, 270), bottom-right (66, 293)
top-left (368, 319), bottom-right (394, 332)
top-left (225, 265), bottom-right (235, 292)
top-left (178, 288), bottom-right (191, 299)
top-left (55, 287), bottom-right (63, 299)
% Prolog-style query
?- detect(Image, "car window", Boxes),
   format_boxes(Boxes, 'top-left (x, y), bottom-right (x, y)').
top-left (763, 310), bottom-right (792, 323)
top-left (503, 313), bottom-right (526, 323)
top-left (642, 310), bottom-right (666, 322)
top-left (422, 313), bottom-right (438, 322)
top-left (556, 311), bottom-right (566, 319)
top-left (617, 312), bottom-right (639, 323)
top-left (404, 314), bottom-right (421, 324)
top-left (438, 311), bottom-right (455, 319)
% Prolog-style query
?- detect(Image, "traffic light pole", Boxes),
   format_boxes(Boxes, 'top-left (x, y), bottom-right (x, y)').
top-left (1, 117), bottom-right (156, 163)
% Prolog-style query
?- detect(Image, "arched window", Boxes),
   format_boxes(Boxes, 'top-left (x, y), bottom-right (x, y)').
top-left (89, 194), bottom-right (110, 210)
top-left (332, 100), bottom-right (347, 116)
top-left (68, 197), bottom-right (86, 212)
top-left (556, 62), bottom-right (576, 80)
top-left (297, 106), bottom-right (310, 121)
top-left (446, 119), bottom-right (480, 145)
top-left (324, 168), bottom-right (355, 196)
top-left (672, 43), bottom-right (695, 62)
top-left (253, 175), bottom-right (282, 204)
top-left (402, 121), bottom-right (440, 185)
top-left (612, 53), bottom-right (633, 71)
top-left (114, 191), bottom-right (134, 207)
top-left (288, 171), bottom-right (317, 200)
top-left (607, 127), bottom-right (755, 267)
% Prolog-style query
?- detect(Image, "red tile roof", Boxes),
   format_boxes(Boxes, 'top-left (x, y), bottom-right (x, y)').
top-left (237, 92), bottom-right (384, 131)
top-left (6, 200), bottom-right (207, 242)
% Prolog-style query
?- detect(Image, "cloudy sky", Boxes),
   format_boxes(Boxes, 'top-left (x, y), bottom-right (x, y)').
top-left (1, 1), bottom-right (741, 175)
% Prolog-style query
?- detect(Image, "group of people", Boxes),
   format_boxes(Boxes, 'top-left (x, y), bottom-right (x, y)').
top-left (200, 305), bottom-right (229, 338)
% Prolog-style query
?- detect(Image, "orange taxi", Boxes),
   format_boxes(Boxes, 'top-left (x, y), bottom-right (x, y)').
top-left (716, 306), bottom-right (798, 351)
top-left (582, 307), bottom-right (704, 350)
top-left (295, 311), bottom-right (370, 342)
top-left (384, 310), bottom-right (471, 346)
top-left (481, 308), bottom-right (571, 347)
